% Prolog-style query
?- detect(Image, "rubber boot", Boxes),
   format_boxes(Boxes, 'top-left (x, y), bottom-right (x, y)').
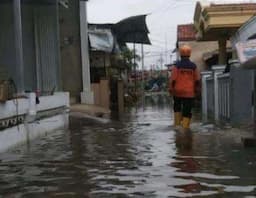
top-left (181, 117), bottom-right (191, 132)
top-left (174, 112), bottom-right (182, 128)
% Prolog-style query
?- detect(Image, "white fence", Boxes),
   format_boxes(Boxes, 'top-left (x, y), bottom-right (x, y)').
top-left (201, 66), bottom-right (231, 123)
top-left (206, 76), bottom-right (214, 118)
top-left (217, 73), bottom-right (231, 121)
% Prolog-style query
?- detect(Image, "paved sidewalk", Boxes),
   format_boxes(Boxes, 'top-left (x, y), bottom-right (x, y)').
top-left (192, 122), bottom-right (256, 147)
top-left (70, 104), bottom-right (111, 118)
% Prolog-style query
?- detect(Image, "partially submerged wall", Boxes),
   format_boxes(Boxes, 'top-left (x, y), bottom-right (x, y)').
top-left (0, 92), bottom-right (69, 152)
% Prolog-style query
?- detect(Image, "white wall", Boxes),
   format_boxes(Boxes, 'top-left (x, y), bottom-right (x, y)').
top-left (0, 92), bottom-right (70, 152)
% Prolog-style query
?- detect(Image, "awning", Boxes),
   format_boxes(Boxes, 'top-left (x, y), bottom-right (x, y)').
top-left (88, 28), bottom-right (120, 53)
top-left (113, 15), bottom-right (151, 45)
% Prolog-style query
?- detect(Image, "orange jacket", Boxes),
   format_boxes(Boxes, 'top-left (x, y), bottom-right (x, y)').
top-left (169, 58), bottom-right (200, 98)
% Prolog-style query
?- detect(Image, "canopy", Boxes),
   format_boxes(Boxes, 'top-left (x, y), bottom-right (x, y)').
top-left (113, 15), bottom-right (151, 45)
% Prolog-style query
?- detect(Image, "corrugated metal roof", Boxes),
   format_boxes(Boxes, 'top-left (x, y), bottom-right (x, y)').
top-left (88, 25), bottom-right (120, 53)
top-left (89, 29), bottom-right (115, 53)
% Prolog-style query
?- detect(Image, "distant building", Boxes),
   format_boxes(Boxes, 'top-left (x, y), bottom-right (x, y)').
top-left (88, 24), bottom-right (121, 82)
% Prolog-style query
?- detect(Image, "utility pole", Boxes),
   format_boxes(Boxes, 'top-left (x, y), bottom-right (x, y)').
top-left (141, 44), bottom-right (145, 110)
top-left (133, 42), bottom-right (136, 93)
top-left (170, 54), bottom-right (173, 64)
top-left (165, 33), bottom-right (168, 65)
top-left (141, 44), bottom-right (144, 94)
top-left (159, 53), bottom-right (164, 71)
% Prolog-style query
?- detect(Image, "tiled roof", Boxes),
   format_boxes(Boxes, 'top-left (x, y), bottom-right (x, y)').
top-left (177, 24), bottom-right (196, 41)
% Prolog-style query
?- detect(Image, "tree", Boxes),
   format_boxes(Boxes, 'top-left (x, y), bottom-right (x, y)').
top-left (120, 46), bottom-right (141, 71)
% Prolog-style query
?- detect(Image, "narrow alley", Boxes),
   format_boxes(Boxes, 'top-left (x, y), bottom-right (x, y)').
top-left (0, 95), bottom-right (255, 197)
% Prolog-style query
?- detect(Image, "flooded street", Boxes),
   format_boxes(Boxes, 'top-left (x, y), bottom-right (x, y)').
top-left (0, 95), bottom-right (256, 197)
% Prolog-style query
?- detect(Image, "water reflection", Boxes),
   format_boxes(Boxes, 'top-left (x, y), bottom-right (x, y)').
top-left (175, 132), bottom-right (193, 154)
top-left (0, 94), bottom-right (255, 197)
top-left (173, 132), bottom-right (202, 194)
top-left (143, 94), bottom-right (170, 110)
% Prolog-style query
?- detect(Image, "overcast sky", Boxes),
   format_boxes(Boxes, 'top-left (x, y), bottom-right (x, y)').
top-left (87, 0), bottom-right (256, 69)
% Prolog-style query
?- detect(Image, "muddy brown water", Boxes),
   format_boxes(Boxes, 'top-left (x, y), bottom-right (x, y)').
top-left (0, 95), bottom-right (255, 197)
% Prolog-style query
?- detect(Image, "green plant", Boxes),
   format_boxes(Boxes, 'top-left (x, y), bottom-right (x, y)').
top-left (120, 46), bottom-right (141, 71)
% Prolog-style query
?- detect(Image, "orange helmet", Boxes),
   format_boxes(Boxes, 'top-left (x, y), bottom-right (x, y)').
top-left (179, 45), bottom-right (191, 57)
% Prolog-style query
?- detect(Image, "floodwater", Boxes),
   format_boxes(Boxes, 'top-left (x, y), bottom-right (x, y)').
top-left (0, 95), bottom-right (256, 198)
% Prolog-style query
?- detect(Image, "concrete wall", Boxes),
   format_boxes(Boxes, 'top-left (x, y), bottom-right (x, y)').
top-left (91, 79), bottom-right (110, 109)
top-left (230, 17), bottom-right (256, 125)
top-left (0, 114), bottom-right (68, 153)
top-left (230, 66), bottom-right (254, 126)
top-left (0, 92), bottom-right (69, 153)
top-left (59, 0), bottom-right (83, 103)
top-left (0, 92), bottom-right (69, 121)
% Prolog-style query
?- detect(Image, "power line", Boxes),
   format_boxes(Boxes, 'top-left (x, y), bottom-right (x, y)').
top-left (149, 1), bottom-right (193, 16)
top-left (149, 0), bottom-right (178, 15)
top-left (145, 49), bottom-right (173, 54)
top-left (144, 54), bottom-right (164, 58)
top-left (149, 38), bottom-right (166, 44)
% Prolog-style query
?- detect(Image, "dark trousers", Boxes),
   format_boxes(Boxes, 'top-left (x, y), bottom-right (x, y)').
top-left (173, 97), bottom-right (194, 118)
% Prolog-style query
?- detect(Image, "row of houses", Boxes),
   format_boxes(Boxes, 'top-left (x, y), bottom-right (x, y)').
top-left (175, 1), bottom-right (256, 129)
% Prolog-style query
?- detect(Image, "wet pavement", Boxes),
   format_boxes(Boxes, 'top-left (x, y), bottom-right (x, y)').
top-left (0, 95), bottom-right (256, 197)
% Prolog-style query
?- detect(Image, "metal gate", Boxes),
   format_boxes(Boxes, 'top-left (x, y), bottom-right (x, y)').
top-left (217, 73), bottom-right (231, 121)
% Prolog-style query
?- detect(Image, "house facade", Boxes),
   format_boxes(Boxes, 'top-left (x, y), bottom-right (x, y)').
top-left (198, 4), bottom-right (256, 126)
top-left (0, 0), bottom-right (69, 152)
top-left (231, 16), bottom-right (256, 125)
top-left (0, 0), bottom-right (62, 93)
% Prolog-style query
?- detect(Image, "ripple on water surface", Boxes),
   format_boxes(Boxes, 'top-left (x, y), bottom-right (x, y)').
top-left (0, 95), bottom-right (256, 197)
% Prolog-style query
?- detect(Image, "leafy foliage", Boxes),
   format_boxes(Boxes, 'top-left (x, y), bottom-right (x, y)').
top-left (120, 46), bottom-right (141, 71)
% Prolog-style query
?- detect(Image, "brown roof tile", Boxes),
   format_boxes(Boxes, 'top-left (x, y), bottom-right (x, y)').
top-left (177, 24), bottom-right (196, 41)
